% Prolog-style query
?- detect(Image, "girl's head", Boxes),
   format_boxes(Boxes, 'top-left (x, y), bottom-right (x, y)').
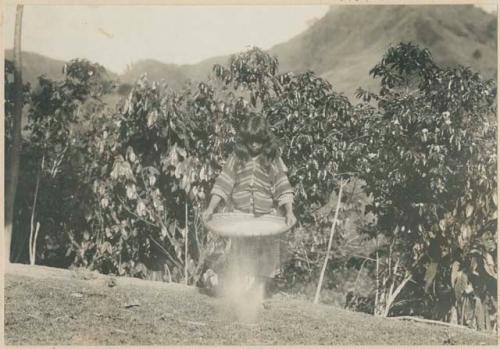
top-left (234, 112), bottom-right (279, 164)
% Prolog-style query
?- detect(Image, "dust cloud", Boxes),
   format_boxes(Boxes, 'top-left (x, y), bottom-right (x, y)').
top-left (221, 253), bottom-right (265, 324)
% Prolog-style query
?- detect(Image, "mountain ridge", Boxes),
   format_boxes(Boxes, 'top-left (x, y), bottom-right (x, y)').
top-left (4, 49), bottom-right (119, 85)
top-left (5, 5), bottom-right (496, 100)
top-left (270, 5), bottom-right (496, 98)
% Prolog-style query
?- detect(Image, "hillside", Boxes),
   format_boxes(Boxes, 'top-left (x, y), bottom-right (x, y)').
top-left (4, 49), bottom-right (118, 85)
top-left (4, 50), bottom-right (66, 84)
top-left (5, 264), bottom-right (497, 345)
top-left (119, 5), bottom-right (496, 100)
top-left (120, 56), bottom-right (225, 88)
top-left (270, 5), bottom-right (497, 99)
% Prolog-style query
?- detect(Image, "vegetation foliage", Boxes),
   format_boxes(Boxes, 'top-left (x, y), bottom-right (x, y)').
top-left (5, 43), bottom-right (496, 330)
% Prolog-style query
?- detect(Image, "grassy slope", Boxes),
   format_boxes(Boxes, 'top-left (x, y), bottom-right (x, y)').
top-left (4, 264), bottom-right (497, 346)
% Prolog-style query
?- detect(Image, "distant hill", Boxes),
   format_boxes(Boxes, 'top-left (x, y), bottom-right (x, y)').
top-left (120, 56), bottom-right (226, 89)
top-left (5, 50), bottom-right (118, 85)
top-left (120, 5), bottom-right (496, 100)
top-left (5, 50), bottom-right (66, 84)
top-left (5, 5), bottom-right (496, 101)
top-left (121, 59), bottom-right (190, 88)
top-left (270, 5), bottom-right (497, 99)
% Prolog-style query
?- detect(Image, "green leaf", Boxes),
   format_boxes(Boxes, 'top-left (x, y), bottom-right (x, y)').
top-left (136, 201), bottom-right (146, 217)
top-left (465, 204), bottom-right (473, 218)
top-left (438, 219), bottom-right (446, 232)
top-left (126, 184), bottom-right (137, 200)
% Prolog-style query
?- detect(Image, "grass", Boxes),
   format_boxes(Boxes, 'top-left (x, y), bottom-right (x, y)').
top-left (4, 263), bottom-right (497, 346)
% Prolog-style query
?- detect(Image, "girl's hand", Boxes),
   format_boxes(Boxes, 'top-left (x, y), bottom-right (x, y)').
top-left (203, 195), bottom-right (222, 222)
top-left (285, 212), bottom-right (297, 226)
top-left (202, 208), bottom-right (214, 222)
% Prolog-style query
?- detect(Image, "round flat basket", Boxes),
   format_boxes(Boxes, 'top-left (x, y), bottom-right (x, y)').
top-left (204, 212), bottom-right (295, 237)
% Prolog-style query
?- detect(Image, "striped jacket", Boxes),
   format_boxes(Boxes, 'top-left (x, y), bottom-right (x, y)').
top-left (211, 153), bottom-right (294, 215)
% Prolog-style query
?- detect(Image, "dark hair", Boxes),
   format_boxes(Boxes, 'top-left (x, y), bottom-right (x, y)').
top-left (233, 112), bottom-right (280, 169)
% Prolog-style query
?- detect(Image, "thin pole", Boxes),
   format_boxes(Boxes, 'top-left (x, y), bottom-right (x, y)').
top-left (185, 202), bottom-right (188, 285)
top-left (314, 180), bottom-right (345, 304)
top-left (5, 5), bottom-right (24, 265)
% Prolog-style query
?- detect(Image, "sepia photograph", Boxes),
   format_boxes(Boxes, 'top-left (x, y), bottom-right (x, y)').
top-left (3, 0), bottom-right (498, 345)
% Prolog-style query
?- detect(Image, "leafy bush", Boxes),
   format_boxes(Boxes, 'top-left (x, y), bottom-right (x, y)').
top-left (356, 43), bottom-right (496, 326)
top-left (6, 44), bottom-right (496, 330)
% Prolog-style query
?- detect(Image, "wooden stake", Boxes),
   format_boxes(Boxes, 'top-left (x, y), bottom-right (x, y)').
top-left (29, 156), bottom-right (44, 265)
top-left (31, 222), bottom-right (40, 265)
top-left (185, 202), bottom-right (189, 285)
top-left (314, 180), bottom-right (345, 304)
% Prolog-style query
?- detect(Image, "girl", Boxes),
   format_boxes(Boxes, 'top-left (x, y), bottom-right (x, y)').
top-left (202, 113), bottom-right (296, 297)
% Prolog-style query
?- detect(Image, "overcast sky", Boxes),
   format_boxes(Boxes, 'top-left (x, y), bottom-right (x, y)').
top-left (3, 4), bottom-right (496, 74)
top-left (3, 5), bottom-right (330, 73)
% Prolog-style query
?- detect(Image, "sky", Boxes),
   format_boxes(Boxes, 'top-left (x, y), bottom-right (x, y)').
top-left (3, 3), bottom-right (497, 74)
top-left (3, 5), bottom-right (330, 74)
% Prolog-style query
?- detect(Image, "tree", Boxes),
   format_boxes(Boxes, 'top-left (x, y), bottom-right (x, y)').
top-left (64, 48), bottom-right (374, 288)
top-left (5, 4), bottom-right (24, 264)
top-left (213, 48), bottom-right (379, 299)
top-left (356, 43), bottom-right (496, 326)
top-left (9, 43), bottom-right (495, 330)
top-left (9, 59), bottom-right (112, 265)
